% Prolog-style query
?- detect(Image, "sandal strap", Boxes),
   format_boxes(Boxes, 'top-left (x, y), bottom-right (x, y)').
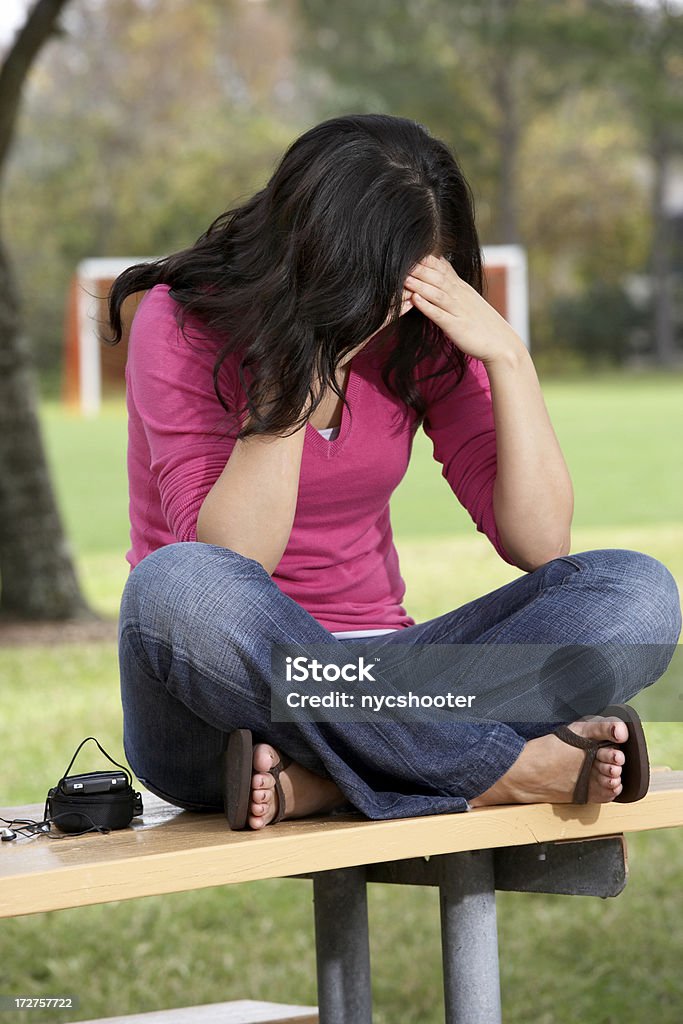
top-left (572, 747), bottom-right (598, 804)
top-left (554, 724), bottom-right (605, 750)
top-left (553, 724), bottom-right (615, 804)
top-left (269, 753), bottom-right (292, 825)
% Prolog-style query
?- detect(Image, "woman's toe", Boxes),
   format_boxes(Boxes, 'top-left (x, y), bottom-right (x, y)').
top-left (253, 773), bottom-right (275, 791)
top-left (596, 747), bottom-right (616, 764)
top-left (600, 716), bottom-right (629, 743)
top-left (597, 760), bottom-right (621, 778)
top-left (590, 767), bottom-right (620, 802)
top-left (248, 789), bottom-right (277, 828)
top-left (597, 746), bottom-right (625, 766)
top-left (253, 743), bottom-right (281, 775)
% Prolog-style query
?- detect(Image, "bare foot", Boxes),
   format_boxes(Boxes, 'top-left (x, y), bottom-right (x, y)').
top-left (248, 743), bottom-right (347, 829)
top-left (469, 716), bottom-right (629, 808)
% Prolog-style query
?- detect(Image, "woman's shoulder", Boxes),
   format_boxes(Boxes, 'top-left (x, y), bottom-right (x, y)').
top-left (131, 283), bottom-right (179, 329)
top-left (127, 283), bottom-right (240, 394)
top-left (126, 284), bottom-right (181, 351)
top-left (130, 283), bottom-right (225, 353)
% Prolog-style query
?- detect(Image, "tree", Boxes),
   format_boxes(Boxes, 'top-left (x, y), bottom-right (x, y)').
top-left (604, 0), bottom-right (683, 365)
top-left (540, 0), bottom-right (683, 364)
top-left (294, 0), bottom-right (616, 244)
top-left (4, 0), bottom-right (310, 376)
top-left (0, 0), bottom-right (92, 620)
top-left (294, 0), bottom-right (681, 364)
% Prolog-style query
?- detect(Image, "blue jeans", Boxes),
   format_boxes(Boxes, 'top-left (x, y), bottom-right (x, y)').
top-left (118, 543), bottom-right (681, 820)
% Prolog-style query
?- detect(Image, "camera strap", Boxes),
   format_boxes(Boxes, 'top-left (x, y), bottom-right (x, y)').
top-left (57, 736), bottom-right (134, 789)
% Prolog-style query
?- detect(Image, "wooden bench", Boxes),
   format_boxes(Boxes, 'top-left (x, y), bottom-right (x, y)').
top-left (2, 767), bottom-right (683, 1024)
top-left (69, 1004), bottom-right (317, 1024)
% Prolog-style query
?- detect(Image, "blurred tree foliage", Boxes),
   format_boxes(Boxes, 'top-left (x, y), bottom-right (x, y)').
top-left (295, 0), bottom-right (682, 366)
top-left (596, 0), bottom-right (683, 366)
top-left (2, 0), bottom-right (682, 380)
top-left (3, 0), bottom-right (314, 379)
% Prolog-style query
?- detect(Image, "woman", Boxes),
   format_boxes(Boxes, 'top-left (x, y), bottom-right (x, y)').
top-left (110, 113), bottom-right (681, 831)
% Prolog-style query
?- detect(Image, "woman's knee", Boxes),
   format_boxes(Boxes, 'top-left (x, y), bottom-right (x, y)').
top-left (119, 541), bottom-right (269, 640)
top-left (567, 548), bottom-right (681, 644)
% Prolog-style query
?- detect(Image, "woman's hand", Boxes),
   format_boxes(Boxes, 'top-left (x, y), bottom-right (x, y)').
top-left (406, 254), bottom-right (573, 570)
top-left (404, 254), bottom-right (525, 366)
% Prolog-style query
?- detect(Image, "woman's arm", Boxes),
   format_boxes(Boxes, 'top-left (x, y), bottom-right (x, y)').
top-left (127, 288), bottom-right (310, 572)
top-left (405, 255), bottom-right (573, 572)
top-left (483, 341), bottom-right (573, 572)
top-left (196, 415), bottom-right (306, 576)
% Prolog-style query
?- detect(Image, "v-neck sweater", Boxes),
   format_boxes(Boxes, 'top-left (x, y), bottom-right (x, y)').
top-left (124, 285), bottom-right (514, 634)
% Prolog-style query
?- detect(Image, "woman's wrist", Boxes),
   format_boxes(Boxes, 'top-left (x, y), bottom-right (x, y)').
top-left (480, 333), bottom-right (529, 373)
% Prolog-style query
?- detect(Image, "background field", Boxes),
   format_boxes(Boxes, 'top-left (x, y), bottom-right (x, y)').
top-left (2, 372), bottom-right (682, 1024)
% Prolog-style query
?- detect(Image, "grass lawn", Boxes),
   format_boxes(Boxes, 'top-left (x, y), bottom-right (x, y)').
top-left (1, 370), bottom-right (682, 1024)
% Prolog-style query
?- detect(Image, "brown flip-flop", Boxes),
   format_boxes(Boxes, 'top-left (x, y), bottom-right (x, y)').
top-left (223, 728), bottom-right (292, 830)
top-left (553, 702), bottom-right (650, 804)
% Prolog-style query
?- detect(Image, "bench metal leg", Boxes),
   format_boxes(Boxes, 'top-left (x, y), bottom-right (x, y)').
top-left (312, 866), bottom-right (372, 1024)
top-left (439, 849), bottom-right (502, 1024)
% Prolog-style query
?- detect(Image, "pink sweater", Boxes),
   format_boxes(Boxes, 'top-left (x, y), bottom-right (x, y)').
top-left (125, 285), bottom-right (514, 633)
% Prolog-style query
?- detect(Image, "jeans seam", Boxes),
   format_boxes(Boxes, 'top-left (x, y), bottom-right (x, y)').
top-left (120, 622), bottom-right (158, 684)
top-left (555, 554), bottom-right (584, 572)
top-left (131, 626), bottom-right (273, 713)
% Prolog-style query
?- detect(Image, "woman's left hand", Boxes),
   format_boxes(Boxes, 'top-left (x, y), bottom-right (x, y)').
top-left (404, 254), bottom-right (525, 366)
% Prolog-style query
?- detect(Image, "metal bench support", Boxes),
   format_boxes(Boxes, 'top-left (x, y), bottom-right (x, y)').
top-left (312, 866), bottom-right (372, 1024)
top-left (305, 836), bottom-right (627, 1023)
top-left (438, 849), bottom-right (501, 1024)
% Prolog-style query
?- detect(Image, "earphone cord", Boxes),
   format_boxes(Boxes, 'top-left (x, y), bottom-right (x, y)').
top-left (0, 812), bottom-right (110, 840)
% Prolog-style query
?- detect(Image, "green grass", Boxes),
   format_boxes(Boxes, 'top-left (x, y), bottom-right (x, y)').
top-left (2, 372), bottom-right (683, 1024)
top-left (393, 369), bottom-right (683, 537)
top-left (41, 401), bottom-right (130, 556)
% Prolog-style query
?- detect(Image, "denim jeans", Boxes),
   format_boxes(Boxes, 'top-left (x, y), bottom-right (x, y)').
top-left (118, 543), bottom-right (681, 820)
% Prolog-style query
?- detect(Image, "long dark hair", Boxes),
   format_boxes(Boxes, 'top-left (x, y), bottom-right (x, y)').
top-left (107, 113), bottom-right (484, 438)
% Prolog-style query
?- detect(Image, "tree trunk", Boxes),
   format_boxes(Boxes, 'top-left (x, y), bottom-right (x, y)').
top-left (491, 34), bottom-right (520, 244)
top-left (650, 131), bottom-right (677, 367)
top-left (0, 0), bottom-right (93, 621)
top-left (0, 239), bottom-right (92, 620)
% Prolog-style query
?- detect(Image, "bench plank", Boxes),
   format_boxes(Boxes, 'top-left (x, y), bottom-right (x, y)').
top-left (2, 770), bottom-right (682, 918)
top-left (66, 1001), bottom-right (318, 1024)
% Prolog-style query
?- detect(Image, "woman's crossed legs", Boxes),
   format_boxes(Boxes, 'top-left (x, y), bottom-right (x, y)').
top-left (118, 543), bottom-right (681, 825)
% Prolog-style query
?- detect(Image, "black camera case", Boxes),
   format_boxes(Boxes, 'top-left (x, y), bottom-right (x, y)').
top-left (44, 737), bottom-right (143, 834)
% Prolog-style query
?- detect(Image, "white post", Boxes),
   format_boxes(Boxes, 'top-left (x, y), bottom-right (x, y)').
top-left (482, 244), bottom-right (530, 350)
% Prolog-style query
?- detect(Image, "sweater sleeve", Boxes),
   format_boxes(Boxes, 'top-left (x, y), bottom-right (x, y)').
top-left (420, 352), bottom-right (516, 565)
top-left (126, 287), bottom-right (240, 543)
